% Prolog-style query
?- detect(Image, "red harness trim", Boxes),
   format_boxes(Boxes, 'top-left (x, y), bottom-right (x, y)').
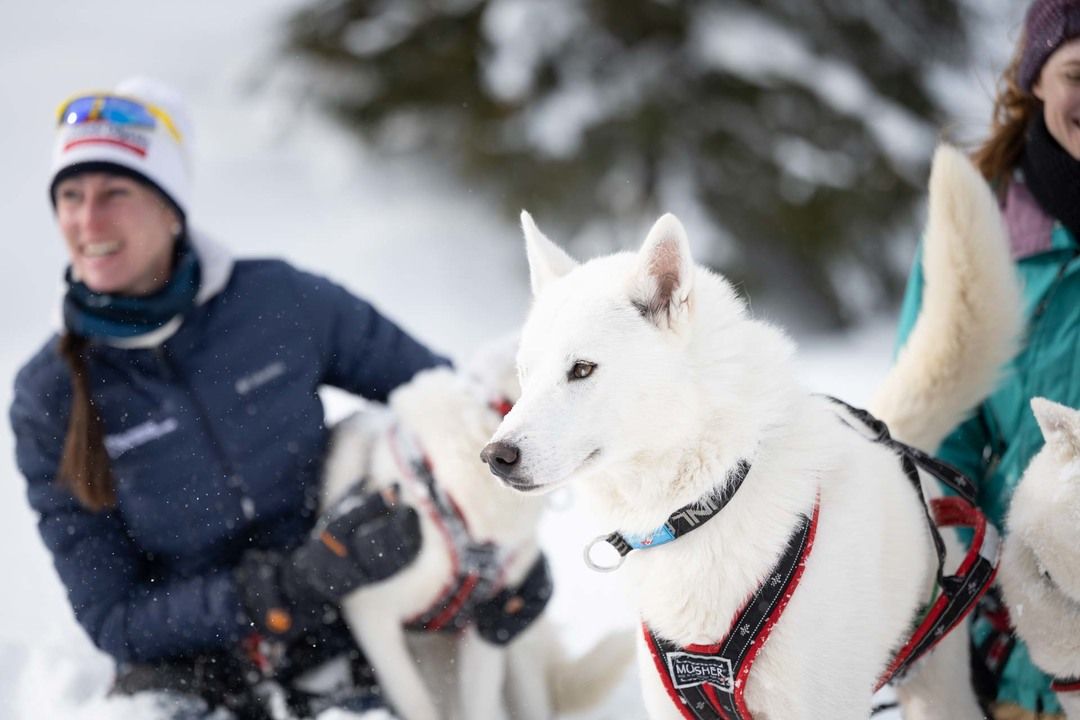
top-left (388, 429), bottom-right (466, 630)
top-left (1051, 678), bottom-right (1080, 693)
top-left (241, 633), bottom-right (276, 677)
top-left (387, 426), bottom-right (512, 633)
top-left (874, 496), bottom-right (997, 690)
top-left (489, 398), bottom-right (514, 417)
top-left (388, 434), bottom-right (463, 627)
top-left (727, 499), bottom-right (818, 719)
top-left (422, 574), bottom-right (481, 632)
top-left (645, 624), bottom-right (693, 718)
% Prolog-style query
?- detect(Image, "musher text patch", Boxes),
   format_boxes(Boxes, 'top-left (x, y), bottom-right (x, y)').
top-left (668, 652), bottom-right (734, 692)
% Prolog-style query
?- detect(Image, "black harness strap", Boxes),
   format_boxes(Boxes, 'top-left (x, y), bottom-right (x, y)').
top-left (825, 398), bottom-right (999, 687)
top-left (827, 397), bottom-right (974, 595)
top-left (644, 500), bottom-right (819, 720)
top-left (828, 398), bottom-right (978, 502)
top-left (879, 496), bottom-right (998, 686)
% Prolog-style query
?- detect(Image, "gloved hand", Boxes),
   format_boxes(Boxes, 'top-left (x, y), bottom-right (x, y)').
top-left (235, 484), bottom-right (422, 646)
top-left (474, 554), bottom-right (553, 645)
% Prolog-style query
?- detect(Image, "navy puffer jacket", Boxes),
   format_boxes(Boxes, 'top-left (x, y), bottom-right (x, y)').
top-left (9, 233), bottom-right (448, 664)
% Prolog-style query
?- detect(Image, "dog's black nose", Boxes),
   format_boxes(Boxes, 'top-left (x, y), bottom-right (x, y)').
top-left (481, 441), bottom-right (520, 478)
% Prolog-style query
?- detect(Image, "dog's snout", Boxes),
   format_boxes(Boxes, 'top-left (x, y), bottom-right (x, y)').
top-left (481, 441), bottom-right (520, 478)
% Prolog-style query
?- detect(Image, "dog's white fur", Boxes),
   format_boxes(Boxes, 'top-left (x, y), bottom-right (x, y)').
top-left (321, 341), bottom-right (635, 720)
top-left (486, 145), bottom-right (1022, 719)
top-left (999, 397), bottom-right (1080, 718)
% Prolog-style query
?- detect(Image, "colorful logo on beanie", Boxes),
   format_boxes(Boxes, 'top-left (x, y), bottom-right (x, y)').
top-left (667, 651), bottom-right (734, 692)
top-left (63, 122), bottom-right (151, 157)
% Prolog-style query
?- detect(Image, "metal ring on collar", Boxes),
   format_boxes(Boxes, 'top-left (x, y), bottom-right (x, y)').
top-left (584, 534), bottom-right (626, 572)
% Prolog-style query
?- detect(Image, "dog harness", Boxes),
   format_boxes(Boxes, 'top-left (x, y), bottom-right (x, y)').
top-left (828, 399), bottom-right (1001, 690)
top-left (388, 400), bottom-right (518, 634)
top-left (644, 498), bottom-right (820, 720)
top-left (603, 400), bottom-right (999, 720)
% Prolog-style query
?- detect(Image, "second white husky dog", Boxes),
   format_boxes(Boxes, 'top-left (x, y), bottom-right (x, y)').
top-left (999, 398), bottom-right (1080, 719)
top-left (482, 146), bottom-right (1022, 720)
top-left (321, 341), bottom-right (634, 720)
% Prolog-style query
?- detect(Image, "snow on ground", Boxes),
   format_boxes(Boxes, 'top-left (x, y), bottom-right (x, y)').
top-left (0, 3), bottom-right (948, 718)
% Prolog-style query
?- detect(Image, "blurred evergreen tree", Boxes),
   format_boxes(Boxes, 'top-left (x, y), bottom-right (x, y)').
top-left (284, 0), bottom-right (969, 327)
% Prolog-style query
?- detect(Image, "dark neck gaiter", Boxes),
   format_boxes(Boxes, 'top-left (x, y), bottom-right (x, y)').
top-left (63, 236), bottom-right (201, 341)
top-left (1020, 111), bottom-right (1080, 242)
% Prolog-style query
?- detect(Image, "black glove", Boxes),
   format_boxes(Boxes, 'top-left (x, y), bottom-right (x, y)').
top-left (475, 554), bottom-right (553, 645)
top-left (296, 483), bottom-right (423, 597)
top-left (235, 484), bottom-right (423, 644)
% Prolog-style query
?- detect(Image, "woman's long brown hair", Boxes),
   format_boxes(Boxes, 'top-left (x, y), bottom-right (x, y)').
top-left (972, 32), bottom-right (1039, 185)
top-left (57, 333), bottom-right (115, 512)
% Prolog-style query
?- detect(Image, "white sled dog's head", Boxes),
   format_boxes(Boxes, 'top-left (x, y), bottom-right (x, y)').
top-left (1008, 397), bottom-right (1080, 600)
top-left (998, 397), bottom-right (1080, 678)
top-left (482, 211), bottom-right (796, 524)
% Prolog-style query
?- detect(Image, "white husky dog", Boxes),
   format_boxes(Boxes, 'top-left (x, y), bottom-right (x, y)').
top-left (999, 398), bottom-right (1080, 718)
top-left (320, 340), bottom-right (634, 720)
top-left (482, 145), bottom-right (1022, 720)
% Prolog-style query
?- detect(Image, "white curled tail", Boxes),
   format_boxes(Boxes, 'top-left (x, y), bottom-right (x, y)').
top-left (871, 144), bottom-right (1023, 452)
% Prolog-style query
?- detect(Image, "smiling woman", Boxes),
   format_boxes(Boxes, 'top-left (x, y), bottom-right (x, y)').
top-left (10, 76), bottom-right (451, 719)
top-left (1032, 39), bottom-right (1080, 160)
top-left (53, 173), bottom-right (180, 297)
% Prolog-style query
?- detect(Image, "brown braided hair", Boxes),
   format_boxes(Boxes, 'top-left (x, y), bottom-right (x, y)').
top-left (972, 32), bottom-right (1040, 185)
top-left (57, 333), bottom-right (115, 511)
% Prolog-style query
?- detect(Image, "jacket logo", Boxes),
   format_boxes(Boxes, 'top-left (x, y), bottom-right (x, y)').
top-left (104, 418), bottom-right (179, 458)
top-left (667, 651), bottom-right (734, 692)
top-left (235, 361), bottom-right (286, 395)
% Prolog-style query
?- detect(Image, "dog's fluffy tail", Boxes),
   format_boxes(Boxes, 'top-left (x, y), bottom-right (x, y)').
top-left (870, 144), bottom-right (1023, 452)
top-left (548, 628), bottom-right (636, 715)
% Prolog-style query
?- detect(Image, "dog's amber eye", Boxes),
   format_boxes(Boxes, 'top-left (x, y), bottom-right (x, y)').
top-left (569, 361), bottom-right (596, 381)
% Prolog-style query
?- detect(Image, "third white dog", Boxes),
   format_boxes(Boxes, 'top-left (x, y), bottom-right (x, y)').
top-left (999, 397), bottom-right (1080, 718)
top-left (322, 339), bottom-right (634, 720)
top-left (482, 145), bottom-right (1022, 720)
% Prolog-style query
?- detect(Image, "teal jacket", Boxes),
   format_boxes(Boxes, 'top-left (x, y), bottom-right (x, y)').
top-left (896, 174), bottom-right (1080, 713)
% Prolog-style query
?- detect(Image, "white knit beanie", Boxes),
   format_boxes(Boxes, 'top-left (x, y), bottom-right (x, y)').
top-left (50, 76), bottom-right (193, 218)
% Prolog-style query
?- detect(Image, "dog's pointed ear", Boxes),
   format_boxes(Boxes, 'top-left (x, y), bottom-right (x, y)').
top-left (633, 213), bottom-right (694, 329)
top-left (522, 210), bottom-right (577, 296)
top-left (1031, 397), bottom-right (1080, 461)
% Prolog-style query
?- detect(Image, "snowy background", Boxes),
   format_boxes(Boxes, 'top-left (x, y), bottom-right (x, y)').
top-left (0, 2), bottom-right (1023, 718)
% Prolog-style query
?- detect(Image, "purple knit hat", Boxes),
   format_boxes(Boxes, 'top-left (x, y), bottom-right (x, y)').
top-left (1019, 0), bottom-right (1080, 91)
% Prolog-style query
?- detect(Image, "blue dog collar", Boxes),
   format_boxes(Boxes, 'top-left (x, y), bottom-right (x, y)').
top-left (625, 524), bottom-right (677, 549)
top-left (584, 459), bottom-right (751, 572)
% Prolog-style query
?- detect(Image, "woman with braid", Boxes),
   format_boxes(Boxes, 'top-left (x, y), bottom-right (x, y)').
top-left (10, 77), bottom-right (448, 719)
